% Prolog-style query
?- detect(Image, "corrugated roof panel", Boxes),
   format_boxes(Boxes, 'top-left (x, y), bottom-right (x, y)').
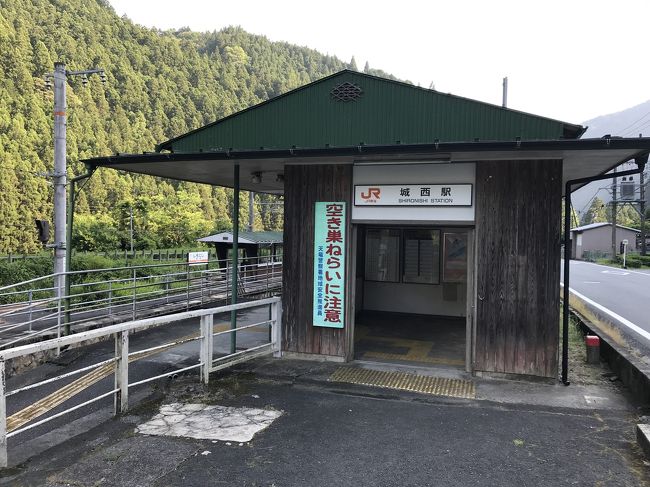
top-left (198, 230), bottom-right (283, 244)
top-left (162, 70), bottom-right (582, 153)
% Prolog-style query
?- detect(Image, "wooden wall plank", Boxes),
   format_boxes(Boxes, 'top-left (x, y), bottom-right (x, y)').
top-left (475, 160), bottom-right (561, 378)
top-left (282, 164), bottom-right (352, 357)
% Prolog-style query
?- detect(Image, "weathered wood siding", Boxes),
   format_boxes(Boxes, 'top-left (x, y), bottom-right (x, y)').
top-left (282, 164), bottom-right (352, 358)
top-left (475, 160), bottom-right (562, 378)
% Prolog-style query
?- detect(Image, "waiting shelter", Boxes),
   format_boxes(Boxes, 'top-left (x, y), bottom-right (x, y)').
top-left (85, 70), bottom-right (650, 381)
top-left (197, 230), bottom-right (283, 264)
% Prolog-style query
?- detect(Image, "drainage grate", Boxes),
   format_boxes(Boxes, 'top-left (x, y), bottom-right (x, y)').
top-left (329, 367), bottom-right (475, 399)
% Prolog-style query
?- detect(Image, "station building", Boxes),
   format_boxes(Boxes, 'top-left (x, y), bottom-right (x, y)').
top-left (87, 70), bottom-right (650, 380)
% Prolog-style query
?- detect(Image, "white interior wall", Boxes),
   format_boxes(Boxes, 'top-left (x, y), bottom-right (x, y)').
top-left (363, 281), bottom-right (467, 317)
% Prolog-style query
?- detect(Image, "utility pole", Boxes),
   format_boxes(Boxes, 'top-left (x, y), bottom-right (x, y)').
top-left (45, 62), bottom-right (106, 324)
top-left (611, 167), bottom-right (617, 260)
top-left (130, 206), bottom-right (134, 253)
top-left (502, 76), bottom-right (508, 108)
top-left (52, 62), bottom-right (67, 302)
top-left (248, 192), bottom-right (255, 231)
top-left (641, 167), bottom-right (647, 255)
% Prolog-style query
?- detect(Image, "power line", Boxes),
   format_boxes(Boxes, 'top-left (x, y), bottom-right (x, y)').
top-left (618, 107), bottom-right (650, 136)
top-left (623, 117), bottom-right (650, 137)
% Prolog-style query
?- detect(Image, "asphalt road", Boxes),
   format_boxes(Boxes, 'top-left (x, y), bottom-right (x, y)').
top-left (7, 369), bottom-right (647, 487)
top-left (561, 260), bottom-right (650, 344)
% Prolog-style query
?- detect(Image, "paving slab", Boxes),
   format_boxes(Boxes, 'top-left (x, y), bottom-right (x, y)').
top-left (136, 403), bottom-right (282, 442)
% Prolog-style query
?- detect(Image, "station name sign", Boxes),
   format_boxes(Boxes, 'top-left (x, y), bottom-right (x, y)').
top-left (354, 184), bottom-right (472, 207)
top-left (313, 202), bottom-right (346, 329)
top-left (188, 251), bottom-right (209, 265)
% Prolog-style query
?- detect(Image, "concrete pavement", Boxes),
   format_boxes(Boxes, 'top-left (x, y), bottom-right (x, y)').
top-left (2, 284), bottom-right (650, 486)
top-left (2, 355), bottom-right (649, 486)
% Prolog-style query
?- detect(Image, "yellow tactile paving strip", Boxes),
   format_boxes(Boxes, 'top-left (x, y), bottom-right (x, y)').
top-left (8, 321), bottom-right (264, 432)
top-left (355, 327), bottom-right (465, 367)
top-left (329, 367), bottom-right (475, 399)
top-left (361, 351), bottom-right (464, 366)
top-left (8, 362), bottom-right (115, 432)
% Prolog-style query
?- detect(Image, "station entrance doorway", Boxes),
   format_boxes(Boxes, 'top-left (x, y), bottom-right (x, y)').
top-left (352, 225), bottom-right (474, 371)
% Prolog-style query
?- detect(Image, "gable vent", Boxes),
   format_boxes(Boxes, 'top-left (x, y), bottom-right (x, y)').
top-left (330, 82), bottom-right (363, 102)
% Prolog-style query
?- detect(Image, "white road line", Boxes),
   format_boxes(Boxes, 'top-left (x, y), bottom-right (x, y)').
top-left (561, 284), bottom-right (650, 342)
top-left (571, 260), bottom-right (650, 277)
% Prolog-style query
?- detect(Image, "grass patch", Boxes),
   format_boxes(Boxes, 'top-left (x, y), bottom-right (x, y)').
top-left (596, 255), bottom-right (650, 269)
top-left (561, 307), bottom-right (617, 386)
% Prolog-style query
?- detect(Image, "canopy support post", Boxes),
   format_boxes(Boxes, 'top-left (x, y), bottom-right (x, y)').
top-left (230, 164), bottom-right (240, 354)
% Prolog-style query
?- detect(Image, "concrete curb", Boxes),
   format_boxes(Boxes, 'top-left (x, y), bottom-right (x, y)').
top-left (568, 303), bottom-right (650, 406)
top-left (636, 424), bottom-right (650, 459)
top-left (567, 294), bottom-right (650, 457)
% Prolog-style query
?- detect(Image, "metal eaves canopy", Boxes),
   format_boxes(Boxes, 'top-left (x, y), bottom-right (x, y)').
top-left (198, 230), bottom-right (283, 245)
top-left (83, 137), bottom-right (650, 195)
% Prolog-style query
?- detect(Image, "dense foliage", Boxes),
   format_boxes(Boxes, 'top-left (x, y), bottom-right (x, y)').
top-left (0, 0), bottom-right (364, 253)
top-left (580, 196), bottom-right (645, 228)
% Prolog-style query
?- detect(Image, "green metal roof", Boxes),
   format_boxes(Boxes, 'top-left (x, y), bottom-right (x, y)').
top-left (198, 230), bottom-right (283, 244)
top-left (157, 70), bottom-right (584, 153)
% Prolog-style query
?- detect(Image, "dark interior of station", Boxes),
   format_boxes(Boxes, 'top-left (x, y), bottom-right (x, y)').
top-left (353, 225), bottom-right (469, 368)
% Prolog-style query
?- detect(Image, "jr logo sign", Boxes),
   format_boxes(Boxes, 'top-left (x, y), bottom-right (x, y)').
top-left (360, 187), bottom-right (381, 200)
top-left (354, 184), bottom-right (472, 206)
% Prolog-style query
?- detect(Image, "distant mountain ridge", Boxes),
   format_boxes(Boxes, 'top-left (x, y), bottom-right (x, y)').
top-left (572, 100), bottom-right (650, 222)
top-left (582, 100), bottom-right (650, 138)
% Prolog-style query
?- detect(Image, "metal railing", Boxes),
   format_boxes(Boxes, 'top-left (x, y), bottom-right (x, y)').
top-left (0, 256), bottom-right (282, 349)
top-left (0, 296), bottom-right (282, 468)
top-left (0, 248), bottom-right (222, 263)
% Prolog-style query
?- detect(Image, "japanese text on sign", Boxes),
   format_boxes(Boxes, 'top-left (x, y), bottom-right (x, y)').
top-left (313, 202), bottom-right (346, 328)
top-left (354, 184), bottom-right (472, 206)
top-left (188, 251), bottom-right (209, 265)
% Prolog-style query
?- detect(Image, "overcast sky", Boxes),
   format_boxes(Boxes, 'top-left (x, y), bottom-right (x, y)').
top-left (108, 0), bottom-right (649, 125)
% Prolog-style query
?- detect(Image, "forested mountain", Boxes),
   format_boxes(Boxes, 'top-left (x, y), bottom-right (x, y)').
top-left (583, 100), bottom-right (650, 139)
top-left (571, 101), bottom-right (650, 225)
top-left (0, 0), bottom-right (361, 253)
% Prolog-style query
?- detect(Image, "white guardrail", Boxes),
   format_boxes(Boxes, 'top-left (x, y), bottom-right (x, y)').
top-left (0, 297), bottom-right (282, 468)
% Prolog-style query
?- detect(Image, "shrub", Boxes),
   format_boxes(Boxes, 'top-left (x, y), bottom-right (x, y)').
top-left (70, 254), bottom-right (120, 285)
top-left (129, 258), bottom-right (170, 278)
top-left (0, 256), bottom-right (53, 287)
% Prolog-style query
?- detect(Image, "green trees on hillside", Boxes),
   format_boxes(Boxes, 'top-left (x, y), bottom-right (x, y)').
top-left (581, 197), bottom-right (608, 226)
top-left (0, 0), bottom-right (351, 253)
top-left (580, 196), bottom-right (643, 229)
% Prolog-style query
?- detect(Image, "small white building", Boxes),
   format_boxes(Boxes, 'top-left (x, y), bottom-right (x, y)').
top-left (570, 222), bottom-right (640, 260)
